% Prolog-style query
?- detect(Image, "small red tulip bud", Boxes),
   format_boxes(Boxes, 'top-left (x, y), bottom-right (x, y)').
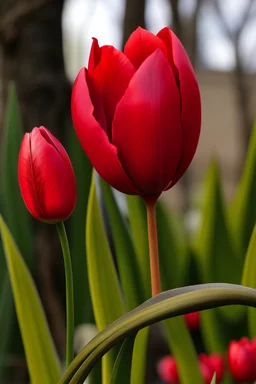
top-left (199, 353), bottom-right (225, 384)
top-left (157, 356), bottom-right (179, 383)
top-left (18, 126), bottom-right (76, 223)
top-left (184, 312), bottom-right (200, 331)
top-left (228, 338), bottom-right (256, 382)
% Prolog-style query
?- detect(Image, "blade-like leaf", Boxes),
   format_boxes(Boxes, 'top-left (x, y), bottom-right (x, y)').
top-left (86, 175), bottom-right (125, 383)
top-left (59, 283), bottom-right (256, 384)
top-left (210, 373), bottom-right (216, 384)
top-left (157, 201), bottom-right (188, 289)
top-left (1, 83), bottom-right (33, 264)
top-left (110, 334), bottom-right (136, 384)
top-left (194, 160), bottom-right (243, 321)
top-left (126, 196), bottom-right (151, 298)
top-left (0, 216), bottom-right (61, 383)
top-left (230, 123), bottom-right (256, 253)
top-left (164, 317), bottom-right (203, 384)
top-left (242, 224), bottom-right (256, 337)
top-left (130, 328), bottom-right (149, 384)
top-left (100, 180), bottom-right (144, 310)
top-left (66, 125), bottom-right (93, 325)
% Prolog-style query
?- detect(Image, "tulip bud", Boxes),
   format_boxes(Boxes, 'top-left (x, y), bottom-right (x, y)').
top-left (18, 126), bottom-right (76, 223)
top-left (199, 353), bottom-right (225, 384)
top-left (228, 338), bottom-right (256, 382)
top-left (157, 356), bottom-right (179, 383)
top-left (72, 26), bottom-right (201, 198)
top-left (184, 312), bottom-right (200, 331)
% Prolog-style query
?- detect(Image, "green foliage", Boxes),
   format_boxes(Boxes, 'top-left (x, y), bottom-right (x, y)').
top-left (0, 216), bottom-right (61, 383)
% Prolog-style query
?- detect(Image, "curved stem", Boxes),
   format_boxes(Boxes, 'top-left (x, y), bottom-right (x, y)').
top-left (145, 200), bottom-right (161, 296)
top-left (56, 222), bottom-right (74, 367)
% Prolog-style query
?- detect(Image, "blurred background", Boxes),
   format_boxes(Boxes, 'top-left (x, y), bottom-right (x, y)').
top-left (0, 0), bottom-right (255, 382)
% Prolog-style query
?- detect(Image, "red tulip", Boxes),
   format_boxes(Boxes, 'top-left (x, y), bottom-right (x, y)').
top-left (157, 356), bottom-right (179, 383)
top-left (228, 338), bottom-right (256, 382)
top-left (71, 26), bottom-right (201, 198)
top-left (184, 311), bottom-right (200, 331)
top-left (18, 126), bottom-right (76, 223)
top-left (199, 353), bottom-right (225, 384)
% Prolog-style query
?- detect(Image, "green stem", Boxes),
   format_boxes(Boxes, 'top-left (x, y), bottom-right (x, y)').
top-left (56, 222), bottom-right (74, 367)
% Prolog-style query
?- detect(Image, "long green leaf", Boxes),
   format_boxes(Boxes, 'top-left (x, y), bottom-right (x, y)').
top-left (157, 201), bottom-right (188, 289)
top-left (59, 283), bottom-right (256, 384)
top-left (242, 224), bottom-right (256, 337)
top-left (100, 180), bottom-right (144, 310)
top-left (110, 334), bottom-right (136, 384)
top-left (126, 196), bottom-right (151, 298)
top-left (86, 175), bottom-right (125, 383)
top-left (0, 216), bottom-right (61, 383)
top-left (1, 83), bottom-right (33, 264)
top-left (0, 83), bottom-right (33, 379)
top-left (130, 328), bottom-right (149, 384)
top-left (66, 125), bottom-right (93, 325)
top-left (230, 123), bottom-right (256, 253)
top-left (194, 160), bottom-right (243, 321)
top-left (164, 317), bottom-right (203, 384)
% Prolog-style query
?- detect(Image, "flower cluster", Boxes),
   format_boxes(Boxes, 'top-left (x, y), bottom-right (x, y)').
top-left (157, 353), bottom-right (225, 384)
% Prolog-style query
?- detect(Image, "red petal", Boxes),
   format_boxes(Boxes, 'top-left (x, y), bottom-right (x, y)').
top-left (18, 133), bottom-right (43, 220)
top-left (90, 45), bottom-right (136, 139)
top-left (124, 27), bottom-right (168, 69)
top-left (157, 27), bottom-right (201, 188)
top-left (88, 38), bottom-right (102, 72)
top-left (71, 68), bottom-right (139, 195)
top-left (112, 50), bottom-right (182, 196)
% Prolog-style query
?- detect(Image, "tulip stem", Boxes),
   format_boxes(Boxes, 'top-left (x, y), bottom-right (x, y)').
top-left (145, 199), bottom-right (161, 296)
top-left (56, 222), bottom-right (74, 367)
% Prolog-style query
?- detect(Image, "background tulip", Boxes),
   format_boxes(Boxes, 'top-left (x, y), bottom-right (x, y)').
top-left (72, 26), bottom-right (201, 198)
top-left (157, 356), bottom-right (179, 383)
top-left (228, 338), bottom-right (256, 382)
top-left (18, 126), bottom-right (76, 222)
top-left (184, 311), bottom-right (200, 331)
top-left (199, 353), bottom-right (225, 384)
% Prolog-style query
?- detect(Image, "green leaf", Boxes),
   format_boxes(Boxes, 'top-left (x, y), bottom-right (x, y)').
top-left (194, 160), bottom-right (243, 321)
top-left (242, 224), bottom-right (256, 337)
top-left (100, 180), bottom-right (144, 310)
top-left (156, 201), bottom-right (188, 289)
top-left (0, 216), bottom-right (61, 383)
top-left (230, 123), bottom-right (256, 254)
top-left (66, 125), bottom-right (93, 325)
top-left (210, 373), bottom-right (216, 384)
top-left (59, 283), bottom-right (256, 384)
top-left (131, 328), bottom-right (149, 384)
top-left (0, 83), bottom-right (33, 379)
top-left (126, 196), bottom-right (151, 298)
top-left (1, 83), bottom-right (33, 264)
top-left (86, 175), bottom-right (125, 383)
top-left (110, 334), bottom-right (136, 384)
top-left (164, 317), bottom-right (203, 384)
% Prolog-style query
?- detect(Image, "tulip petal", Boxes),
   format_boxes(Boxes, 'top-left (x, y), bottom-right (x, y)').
top-left (71, 68), bottom-right (139, 195)
top-left (18, 134), bottom-right (44, 220)
top-left (90, 45), bottom-right (136, 139)
top-left (112, 49), bottom-right (182, 196)
top-left (124, 27), bottom-right (168, 69)
top-left (157, 27), bottom-right (201, 188)
top-left (88, 38), bottom-right (102, 72)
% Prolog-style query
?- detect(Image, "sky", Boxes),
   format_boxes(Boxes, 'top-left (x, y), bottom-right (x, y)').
top-left (62, 0), bottom-right (256, 81)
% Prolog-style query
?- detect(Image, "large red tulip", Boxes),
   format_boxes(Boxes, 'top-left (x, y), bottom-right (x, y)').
top-left (18, 126), bottom-right (76, 223)
top-left (71, 26), bottom-right (201, 198)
